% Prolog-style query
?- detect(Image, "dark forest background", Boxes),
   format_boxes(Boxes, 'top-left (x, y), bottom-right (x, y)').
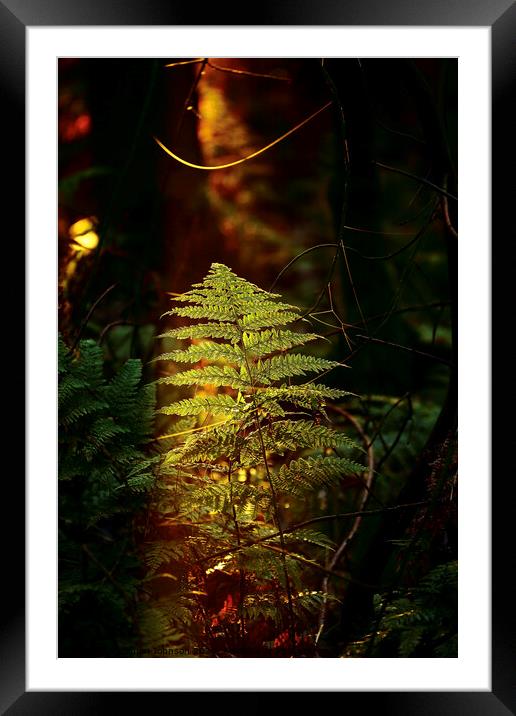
top-left (58, 58), bottom-right (457, 658)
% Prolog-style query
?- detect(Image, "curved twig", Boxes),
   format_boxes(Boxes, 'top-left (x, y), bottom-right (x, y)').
top-left (373, 160), bottom-right (457, 201)
top-left (269, 244), bottom-right (338, 292)
top-left (98, 319), bottom-right (138, 345)
top-left (354, 334), bottom-right (453, 367)
top-left (71, 283), bottom-right (117, 351)
top-left (154, 101), bottom-right (332, 171)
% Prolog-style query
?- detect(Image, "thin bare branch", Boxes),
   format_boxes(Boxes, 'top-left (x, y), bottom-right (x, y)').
top-left (373, 161), bottom-right (458, 201)
top-left (207, 60), bottom-right (292, 82)
top-left (316, 407), bottom-right (375, 643)
top-left (71, 283), bottom-right (117, 351)
top-left (355, 334), bottom-right (453, 367)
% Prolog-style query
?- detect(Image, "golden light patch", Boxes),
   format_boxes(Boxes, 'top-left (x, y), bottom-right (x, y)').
top-left (72, 230), bottom-right (99, 251)
top-left (69, 217), bottom-right (99, 251)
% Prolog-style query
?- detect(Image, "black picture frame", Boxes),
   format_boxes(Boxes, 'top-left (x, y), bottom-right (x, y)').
top-left (3, 0), bottom-right (512, 712)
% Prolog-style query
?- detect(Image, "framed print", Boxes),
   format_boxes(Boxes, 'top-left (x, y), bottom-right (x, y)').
top-left (2, 0), bottom-right (513, 711)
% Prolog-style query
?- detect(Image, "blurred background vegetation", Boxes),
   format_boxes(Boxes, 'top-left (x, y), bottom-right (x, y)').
top-left (58, 58), bottom-right (457, 657)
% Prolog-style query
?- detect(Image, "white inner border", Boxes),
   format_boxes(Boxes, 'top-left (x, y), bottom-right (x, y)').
top-left (27, 27), bottom-right (491, 691)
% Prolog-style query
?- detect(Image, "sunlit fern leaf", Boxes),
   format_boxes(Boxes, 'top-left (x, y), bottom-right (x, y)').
top-left (277, 455), bottom-right (367, 495)
top-left (257, 384), bottom-right (354, 411)
top-left (285, 528), bottom-right (337, 550)
top-left (164, 303), bottom-right (237, 322)
top-left (242, 327), bottom-right (320, 357)
top-left (158, 393), bottom-right (240, 417)
top-left (168, 422), bottom-right (241, 463)
top-left (158, 322), bottom-right (242, 342)
top-left (240, 310), bottom-right (301, 331)
top-left (241, 419), bottom-right (360, 460)
top-left (154, 342), bottom-right (243, 365)
top-left (243, 596), bottom-right (283, 626)
top-left (255, 354), bottom-right (342, 384)
top-left (158, 365), bottom-right (249, 390)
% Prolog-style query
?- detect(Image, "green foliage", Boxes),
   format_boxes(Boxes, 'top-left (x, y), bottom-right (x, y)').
top-left (58, 334), bottom-right (156, 656)
top-left (276, 455), bottom-right (366, 495)
top-left (145, 263), bottom-right (364, 655)
top-left (345, 560), bottom-right (458, 657)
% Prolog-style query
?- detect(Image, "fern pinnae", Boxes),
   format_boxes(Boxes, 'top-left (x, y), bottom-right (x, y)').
top-left (153, 342), bottom-right (242, 365)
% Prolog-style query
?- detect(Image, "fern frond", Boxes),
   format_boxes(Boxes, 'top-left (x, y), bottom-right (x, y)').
top-left (277, 455), bottom-right (366, 495)
top-left (58, 375), bottom-right (90, 408)
top-left (285, 528), bottom-right (336, 550)
top-left (151, 264), bottom-right (365, 655)
top-left (139, 604), bottom-right (185, 652)
top-left (144, 541), bottom-right (186, 573)
top-left (240, 310), bottom-right (300, 331)
top-left (243, 590), bottom-right (335, 626)
top-left (187, 481), bottom-right (272, 517)
top-left (242, 328), bottom-right (319, 358)
top-left (133, 383), bottom-right (157, 442)
top-left (82, 417), bottom-right (128, 459)
top-left (158, 393), bottom-right (241, 417)
top-left (255, 354), bottom-right (342, 384)
top-left (72, 340), bottom-right (105, 390)
top-left (58, 332), bottom-right (157, 657)
top-left (240, 419), bottom-right (358, 463)
top-left (103, 359), bottom-right (142, 409)
top-left (59, 394), bottom-right (108, 428)
top-left (258, 383), bottom-right (353, 410)
top-left (169, 422), bottom-right (241, 463)
top-left (154, 342), bottom-right (242, 365)
top-left (164, 303), bottom-right (237, 322)
top-left (159, 322), bottom-right (242, 342)
top-left (158, 365), bottom-right (249, 390)
top-left (264, 419), bottom-right (360, 452)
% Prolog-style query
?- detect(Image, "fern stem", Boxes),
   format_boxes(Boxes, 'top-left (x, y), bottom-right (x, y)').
top-left (228, 459), bottom-right (246, 642)
top-left (239, 333), bottom-right (297, 654)
top-left (252, 409), bottom-right (297, 653)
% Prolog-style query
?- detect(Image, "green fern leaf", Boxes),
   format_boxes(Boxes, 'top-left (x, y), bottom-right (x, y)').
top-left (277, 455), bottom-right (366, 494)
top-left (154, 342), bottom-right (242, 365)
top-left (258, 384), bottom-right (353, 410)
top-left (158, 322), bottom-right (242, 342)
top-left (158, 393), bottom-right (240, 417)
top-left (240, 310), bottom-right (300, 331)
top-left (164, 303), bottom-right (237, 322)
top-left (158, 365), bottom-right (249, 390)
top-left (255, 354), bottom-right (342, 384)
top-left (242, 328), bottom-right (320, 358)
